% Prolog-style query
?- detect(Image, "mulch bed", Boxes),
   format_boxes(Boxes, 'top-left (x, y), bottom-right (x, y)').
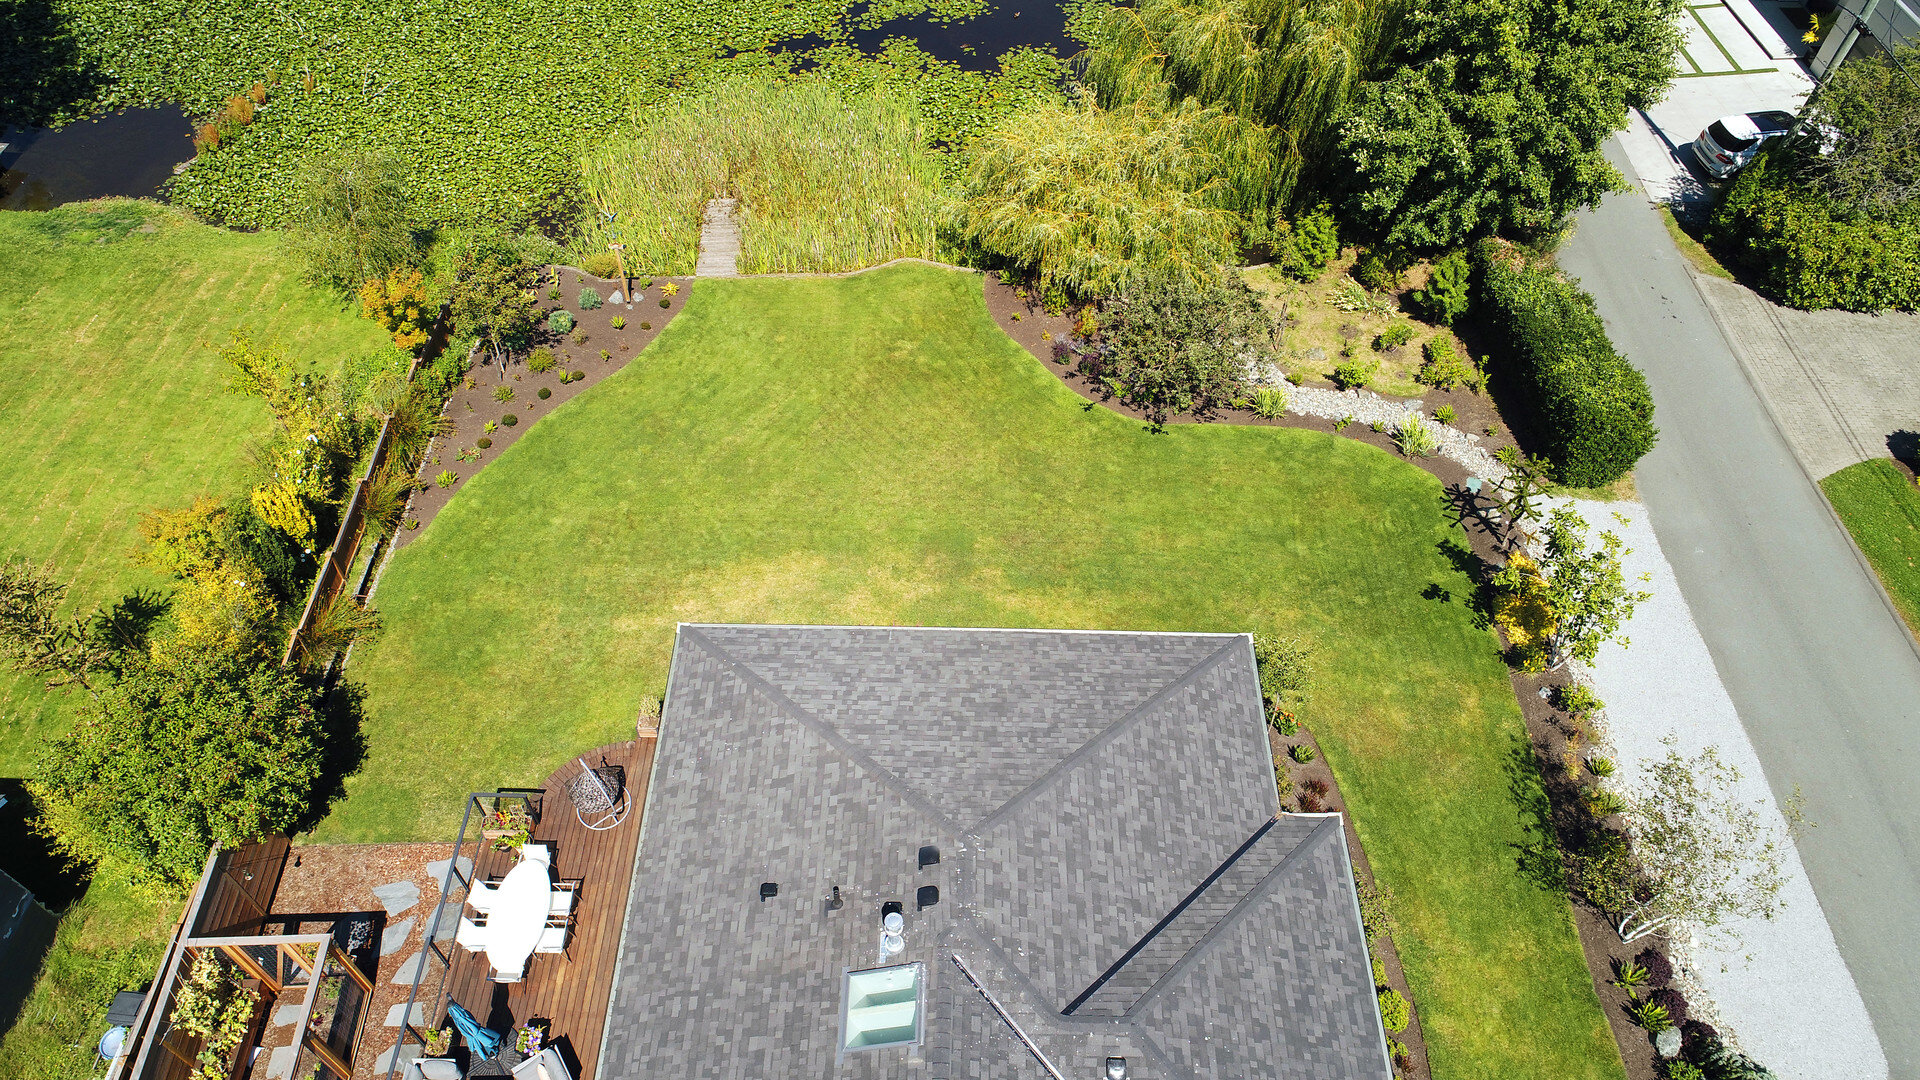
top-left (394, 269), bottom-right (693, 547)
top-left (984, 272), bottom-right (1668, 1079)
top-left (981, 273), bottom-right (1520, 453)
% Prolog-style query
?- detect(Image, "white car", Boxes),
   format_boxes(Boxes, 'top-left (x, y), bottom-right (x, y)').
top-left (1692, 111), bottom-right (1797, 179)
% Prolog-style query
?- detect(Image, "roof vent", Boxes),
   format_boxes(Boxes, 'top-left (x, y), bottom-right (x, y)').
top-left (880, 911), bottom-right (905, 958)
top-left (880, 900), bottom-right (903, 922)
top-left (759, 882), bottom-right (779, 902)
top-left (1106, 1057), bottom-right (1128, 1080)
top-left (918, 845), bottom-right (940, 868)
top-left (828, 885), bottom-right (844, 911)
top-left (916, 885), bottom-right (939, 910)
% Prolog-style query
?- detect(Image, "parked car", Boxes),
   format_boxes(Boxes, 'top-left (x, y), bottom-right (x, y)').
top-left (1692, 111), bottom-right (1798, 179)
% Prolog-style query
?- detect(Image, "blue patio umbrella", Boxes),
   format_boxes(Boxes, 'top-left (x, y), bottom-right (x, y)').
top-left (446, 1002), bottom-right (501, 1059)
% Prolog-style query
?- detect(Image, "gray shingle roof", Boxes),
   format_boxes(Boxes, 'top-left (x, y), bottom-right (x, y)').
top-left (599, 626), bottom-right (1392, 1080)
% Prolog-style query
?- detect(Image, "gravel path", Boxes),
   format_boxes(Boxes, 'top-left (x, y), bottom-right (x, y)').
top-left (1250, 363), bottom-right (1510, 479)
top-left (1568, 499), bottom-right (1887, 1080)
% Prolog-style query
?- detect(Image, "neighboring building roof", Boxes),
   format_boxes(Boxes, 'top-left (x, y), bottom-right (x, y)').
top-left (600, 625), bottom-right (1391, 1080)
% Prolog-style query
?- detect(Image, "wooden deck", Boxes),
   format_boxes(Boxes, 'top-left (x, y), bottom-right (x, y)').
top-left (441, 738), bottom-right (653, 1080)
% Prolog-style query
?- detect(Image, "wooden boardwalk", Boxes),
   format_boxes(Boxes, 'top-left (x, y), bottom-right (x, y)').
top-left (695, 197), bottom-right (739, 277)
top-left (441, 738), bottom-right (653, 1080)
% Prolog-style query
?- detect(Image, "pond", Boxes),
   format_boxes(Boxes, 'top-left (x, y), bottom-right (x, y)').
top-left (847, 0), bottom-right (1072, 67)
top-left (0, 107), bottom-right (193, 211)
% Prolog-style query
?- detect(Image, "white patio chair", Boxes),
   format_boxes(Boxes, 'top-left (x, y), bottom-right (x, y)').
top-left (489, 963), bottom-right (523, 983)
top-left (521, 843), bottom-right (551, 867)
top-left (534, 922), bottom-right (568, 956)
top-left (455, 916), bottom-right (490, 952)
top-left (548, 881), bottom-right (578, 917)
top-left (468, 881), bottom-right (500, 913)
top-left (510, 1048), bottom-right (574, 1080)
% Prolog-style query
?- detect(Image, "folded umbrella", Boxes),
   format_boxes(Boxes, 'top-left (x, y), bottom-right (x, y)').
top-left (446, 1001), bottom-right (502, 1059)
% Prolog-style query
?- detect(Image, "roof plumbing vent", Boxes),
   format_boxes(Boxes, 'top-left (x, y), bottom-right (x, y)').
top-left (1106, 1057), bottom-right (1128, 1080)
top-left (880, 910), bottom-right (905, 958)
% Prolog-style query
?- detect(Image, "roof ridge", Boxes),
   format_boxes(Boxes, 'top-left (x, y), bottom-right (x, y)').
top-left (1124, 815), bottom-right (1343, 1020)
top-left (967, 638), bottom-right (1244, 836)
top-left (1062, 817), bottom-right (1282, 1015)
top-left (678, 625), bottom-right (964, 835)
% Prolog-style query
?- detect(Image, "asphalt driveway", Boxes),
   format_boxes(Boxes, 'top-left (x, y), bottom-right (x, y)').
top-left (1560, 138), bottom-right (1920, 1078)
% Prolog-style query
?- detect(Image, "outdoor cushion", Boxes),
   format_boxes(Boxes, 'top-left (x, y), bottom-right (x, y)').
top-left (416, 1059), bottom-right (461, 1080)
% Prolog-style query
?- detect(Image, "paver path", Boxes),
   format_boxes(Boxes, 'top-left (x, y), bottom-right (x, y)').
top-left (1691, 275), bottom-right (1920, 480)
top-left (1561, 137), bottom-right (1913, 1077)
top-left (696, 197), bottom-right (740, 277)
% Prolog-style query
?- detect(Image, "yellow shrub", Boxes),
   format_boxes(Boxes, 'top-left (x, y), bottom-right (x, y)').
top-left (252, 483), bottom-right (316, 545)
top-left (140, 497), bottom-right (227, 580)
top-left (1492, 553), bottom-right (1557, 650)
top-left (157, 571), bottom-right (277, 662)
top-left (359, 268), bottom-right (432, 351)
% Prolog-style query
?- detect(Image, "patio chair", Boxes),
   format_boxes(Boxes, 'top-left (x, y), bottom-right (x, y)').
top-left (489, 963), bottom-right (523, 984)
top-left (469, 880), bottom-right (501, 912)
top-left (549, 881), bottom-right (579, 917)
top-left (521, 843), bottom-right (552, 867)
top-left (565, 756), bottom-right (629, 831)
top-left (510, 1048), bottom-right (575, 1080)
top-left (534, 921), bottom-right (569, 957)
top-left (456, 916), bottom-right (490, 952)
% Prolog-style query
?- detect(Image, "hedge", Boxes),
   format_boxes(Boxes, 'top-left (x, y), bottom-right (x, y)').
top-left (1475, 243), bottom-right (1657, 486)
top-left (1707, 151), bottom-right (1920, 313)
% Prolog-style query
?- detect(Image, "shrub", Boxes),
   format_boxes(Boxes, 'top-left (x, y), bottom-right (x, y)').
top-left (285, 150), bottom-right (424, 291)
top-left (1587, 755), bottom-right (1615, 777)
top-left (1434, 403), bottom-right (1456, 425)
top-left (571, 329), bottom-right (588, 344)
top-left (1553, 682), bottom-right (1604, 719)
top-left (610, 315), bottom-right (626, 329)
top-left (1252, 634), bottom-right (1313, 728)
top-left (1373, 322), bottom-right (1414, 349)
top-left (1634, 946), bottom-right (1674, 987)
top-left (640, 321), bottom-right (652, 330)
top-left (1250, 386), bottom-right (1287, 419)
top-left (1331, 355), bottom-right (1378, 389)
top-left (1276, 207), bottom-right (1340, 281)
top-left (547, 309), bottom-right (575, 334)
top-left (501, 413), bottom-right (518, 427)
top-left (1664, 1061), bottom-right (1707, 1080)
top-left (476, 437), bottom-right (492, 449)
top-left (1353, 250), bottom-right (1402, 291)
top-left (1376, 987), bottom-right (1410, 1032)
top-left (537, 387), bottom-right (551, 399)
top-left (580, 252), bottom-right (621, 278)
top-left (1356, 878), bottom-right (1395, 941)
top-left (571, 371), bottom-right (586, 382)
top-left (1625, 996), bottom-right (1672, 1032)
top-left (1476, 243), bottom-right (1657, 486)
top-left (528, 348), bottom-right (556, 373)
top-left (1412, 250), bottom-right (1471, 324)
top-left (483, 420), bottom-right (498, 434)
top-left (1610, 957), bottom-right (1649, 991)
top-left (1649, 987), bottom-right (1689, 1027)
top-left (29, 654), bottom-right (323, 886)
top-left (1289, 743), bottom-right (1316, 763)
top-left (1417, 337), bottom-right (1475, 390)
top-left (1101, 271), bottom-right (1275, 425)
top-left (1393, 415), bottom-right (1438, 458)
top-left (493, 385), bottom-right (514, 403)
top-left (579, 288), bottom-right (603, 310)
top-left (435, 469), bottom-right (457, 488)
top-left (358, 267), bottom-right (433, 351)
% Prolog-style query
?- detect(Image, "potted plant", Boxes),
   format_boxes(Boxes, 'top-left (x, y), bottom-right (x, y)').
top-left (423, 1027), bottom-right (453, 1057)
top-left (483, 805), bottom-right (533, 851)
top-left (514, 1021), bottom-right (547, 1056)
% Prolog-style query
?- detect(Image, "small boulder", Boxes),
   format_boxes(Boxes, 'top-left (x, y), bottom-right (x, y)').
top-left (1654, 1026), bottom-right (1682, 1058)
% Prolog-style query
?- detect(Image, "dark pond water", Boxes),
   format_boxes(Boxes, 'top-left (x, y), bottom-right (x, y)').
top-left (0, 107), bottom-right (193, 211)
top-left (782, 0), bottom-right (1072, 70)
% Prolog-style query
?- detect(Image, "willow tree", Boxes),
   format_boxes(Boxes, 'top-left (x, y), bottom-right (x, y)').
top-left (950, 98), bottom-right (1254, 300)
top-left (1081, 0), bottom-right (1406, 217)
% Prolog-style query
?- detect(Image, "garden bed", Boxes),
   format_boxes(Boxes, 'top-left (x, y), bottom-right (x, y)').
top-left (395, 269), bottom-right (692, 545)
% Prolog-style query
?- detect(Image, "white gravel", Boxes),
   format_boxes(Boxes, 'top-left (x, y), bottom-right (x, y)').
top-left (1250, 363), bottom-right (1509, 479)
top-left (1567, 499), bottom-right (1888, 1080)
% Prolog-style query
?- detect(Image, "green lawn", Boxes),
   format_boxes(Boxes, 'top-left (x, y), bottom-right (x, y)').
top-left (1822, 458), bottom-right (1920, 630)
top-left (0, 200), bottom-right (388, 773)
top-left (336, 263), bottom-right (1621, 1078)
top-left (0, 874), bottom-right (179, 1080)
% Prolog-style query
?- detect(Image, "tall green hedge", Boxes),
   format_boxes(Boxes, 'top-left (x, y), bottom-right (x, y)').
top-left (1707, 151), bottom-right (1920, 313)
top-left (1475, 243), bottom-right (1657, 486)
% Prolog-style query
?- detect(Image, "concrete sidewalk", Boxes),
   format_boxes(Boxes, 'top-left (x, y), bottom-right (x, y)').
top-left (1561, 138), bottom-right (1919, 1077)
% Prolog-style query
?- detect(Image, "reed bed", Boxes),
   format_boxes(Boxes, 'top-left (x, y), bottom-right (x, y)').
top-left (578, 80), bottom-right (944, 275)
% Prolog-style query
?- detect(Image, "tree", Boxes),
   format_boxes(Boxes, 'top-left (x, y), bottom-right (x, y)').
top-left (284, 150), bottom-right (423, 291)
top-left (1613, 738), bottom-right (1792, 945)
top-left (449, 235), bottom-right (538, 379)
top-left (0, 555), bottom-right (131, 692)
top-left (30, 652), bottom-right (325, 886)
top-left (951, 98), bottom-right (1248, 300)
top-left (1339, 0), bottom-right (1684, 249)
top-left (1492, 506), bottom-right (1650, 669)
top-left (1098, 270), bottom-right (1277, 425)
top-left (1793, 45), bottom-right (1920, 219)
top-left (1411, 250), bottom-right (1470, 323)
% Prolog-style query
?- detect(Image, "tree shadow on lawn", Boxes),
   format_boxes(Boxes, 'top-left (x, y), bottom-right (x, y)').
top-left (1503, 729), bottom-right (1571, 895)
top-left (297, 677), bottom-right (369, 835)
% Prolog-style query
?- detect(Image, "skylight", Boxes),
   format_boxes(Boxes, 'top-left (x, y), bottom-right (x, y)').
top-left (841, 963), bottom-right (924, 1051)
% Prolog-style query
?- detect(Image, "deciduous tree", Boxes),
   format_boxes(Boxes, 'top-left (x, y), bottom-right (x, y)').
top-left (1098, 270), bottom-right (1277, 425)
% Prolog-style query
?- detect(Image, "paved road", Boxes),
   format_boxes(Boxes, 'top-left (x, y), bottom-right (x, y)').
top-left (1560, 139), bottom-right (1920, 1077)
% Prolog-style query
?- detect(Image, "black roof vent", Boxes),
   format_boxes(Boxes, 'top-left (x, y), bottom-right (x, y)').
top-left (880, 900), bottom-right (903, 922)
top-left (759, 881), bottom-right (779, 902)
top-left (828, 885), bottom-right (844, 910)
top-left (919, 845), bottom-right (940, 868)
top-left (917, 885), bottom-right (939, 910)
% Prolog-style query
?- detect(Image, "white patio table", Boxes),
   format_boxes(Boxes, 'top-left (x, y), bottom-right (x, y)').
top-left (484, 858), bottom-right (552, 976)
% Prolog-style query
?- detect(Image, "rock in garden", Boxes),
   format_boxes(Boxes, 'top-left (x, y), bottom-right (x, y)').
top-left (609, 290), bottom-right (625, 305)
top-left (1655, 1026), bottom-right (1682, 1058)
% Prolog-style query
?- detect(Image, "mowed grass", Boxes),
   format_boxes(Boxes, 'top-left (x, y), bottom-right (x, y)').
top-left (0, 200), bottom-right (388, 773)
top-left (1822, 458), bottom-right (1920, 630)
top-left (334, 264), bottom-right (1621, 1079)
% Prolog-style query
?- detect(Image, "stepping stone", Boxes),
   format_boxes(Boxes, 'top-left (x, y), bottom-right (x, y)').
top-left (265, 1044), bottom-right (297, 1080)
top-left (372, 880), bottom-right (421, 917)
top-left (432, 905), bottom-right (460, 944)
top-left (391, 950), bottom-right (429, 985)
top-left (272, 1004), bottom-right (304, 1027)
top-left (380, 916), bottom-right (417, 957)
top-left (384, 1001), bottom-right (430, 1028)
top-left (373, 1041), bottom-right (422, 1075)
top-left (424, 855), bottom-right (473, 886)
